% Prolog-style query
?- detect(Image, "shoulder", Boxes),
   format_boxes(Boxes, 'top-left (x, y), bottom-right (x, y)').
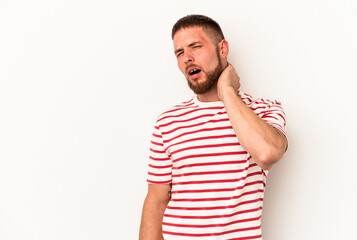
top-left (240, 92), bottom-right (282, 106)
top-left (155, 97), bottom-right (197, 124)
top-left (240, 92), bottom-right (284, 116)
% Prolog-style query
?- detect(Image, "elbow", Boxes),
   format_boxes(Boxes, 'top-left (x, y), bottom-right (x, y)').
top-left (256, 152), bottom-right (279, 170)
top-left (253, 130), bottom-right (288, 170)
top-left (255, 144), bottom-right (286, 170)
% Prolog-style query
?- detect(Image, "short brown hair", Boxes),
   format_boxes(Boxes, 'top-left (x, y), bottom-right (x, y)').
top-left (171, 14), bottom-right (225, 44)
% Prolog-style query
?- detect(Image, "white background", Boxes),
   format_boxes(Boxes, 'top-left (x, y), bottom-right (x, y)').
top-left (1, 0), bottom-right (356, 239)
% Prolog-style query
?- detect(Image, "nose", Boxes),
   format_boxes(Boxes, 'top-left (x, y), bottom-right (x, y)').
top-left (183, 50), bottom-right (194, 64)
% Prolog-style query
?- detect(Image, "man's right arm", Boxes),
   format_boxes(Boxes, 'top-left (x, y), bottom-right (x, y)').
top-left (139, 184), bottom-right (171, 240)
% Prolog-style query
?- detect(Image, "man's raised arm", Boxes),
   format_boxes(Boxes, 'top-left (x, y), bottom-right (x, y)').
top-left (217, 64), bottom-right (288, 170)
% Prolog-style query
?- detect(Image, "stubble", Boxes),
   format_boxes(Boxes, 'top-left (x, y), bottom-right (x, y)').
top-left (186, 47), bottom-right (223, 95)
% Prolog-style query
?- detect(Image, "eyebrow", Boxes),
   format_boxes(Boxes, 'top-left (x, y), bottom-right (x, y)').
top-left (174, 41), bottom-right (202, 55)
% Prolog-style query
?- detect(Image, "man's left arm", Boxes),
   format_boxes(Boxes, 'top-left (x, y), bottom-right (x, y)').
top-left (217, 64), bottom-right (288, 170)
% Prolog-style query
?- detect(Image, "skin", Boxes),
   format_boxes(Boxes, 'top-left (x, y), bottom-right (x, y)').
top-left (174, 27), bottom-right (227, 100)
top-left (139, 26), bottom-right (288, 239)
top-left (139, 184), bottom-right (171, 240)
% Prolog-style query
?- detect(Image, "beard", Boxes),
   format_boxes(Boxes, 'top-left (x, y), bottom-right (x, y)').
top-left (186, 48), bottom-right (223, 95)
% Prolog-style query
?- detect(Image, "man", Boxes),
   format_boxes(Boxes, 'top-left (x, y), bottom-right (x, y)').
top-left (139, 15), bottom-right (288, 240)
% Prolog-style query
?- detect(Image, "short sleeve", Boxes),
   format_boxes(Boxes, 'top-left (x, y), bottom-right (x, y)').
top-left (147, 123), bottom-right (173, 184)
top-left (242, 93), bottom-right (287, 136)
top-left (261, 102), bottom-right (287, 135)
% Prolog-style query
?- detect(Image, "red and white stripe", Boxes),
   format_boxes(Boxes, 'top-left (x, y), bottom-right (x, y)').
top-left (147, 92), bottom-right (286, 239)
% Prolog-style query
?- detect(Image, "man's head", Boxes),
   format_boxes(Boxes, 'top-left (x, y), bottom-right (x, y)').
top-left (172, 15), bottom-right (225, 45)
top-left (172, 15), bottom-right (229, 95)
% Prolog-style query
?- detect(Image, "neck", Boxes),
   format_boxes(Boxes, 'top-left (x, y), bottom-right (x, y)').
top-left (197, 84), bottom-right (220, 102)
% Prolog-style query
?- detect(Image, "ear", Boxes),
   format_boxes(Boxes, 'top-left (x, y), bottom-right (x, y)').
top-left (218, 40), bottom-right (229, 59)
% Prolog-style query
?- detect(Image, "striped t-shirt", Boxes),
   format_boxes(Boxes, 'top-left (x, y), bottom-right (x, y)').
top-left (147, 92), bottom-right (287, 240)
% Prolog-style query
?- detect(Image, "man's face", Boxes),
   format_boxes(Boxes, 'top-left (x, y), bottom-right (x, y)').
top-left (173, 27), bottom-right (223, 94)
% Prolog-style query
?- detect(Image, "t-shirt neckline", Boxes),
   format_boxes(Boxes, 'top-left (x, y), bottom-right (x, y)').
top-left (193, 95), bottom-right (225, 107)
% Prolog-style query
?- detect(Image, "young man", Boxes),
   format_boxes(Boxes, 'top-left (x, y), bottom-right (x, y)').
top-left (139, 15), bottom-right (288, 240)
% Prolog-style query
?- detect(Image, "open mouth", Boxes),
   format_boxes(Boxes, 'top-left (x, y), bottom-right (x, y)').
top-left (189, 68), bottom-right (201, 77)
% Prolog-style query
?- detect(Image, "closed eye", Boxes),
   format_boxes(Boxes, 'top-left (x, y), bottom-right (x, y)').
top-left (175, 50), bottom-right (183, 57)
